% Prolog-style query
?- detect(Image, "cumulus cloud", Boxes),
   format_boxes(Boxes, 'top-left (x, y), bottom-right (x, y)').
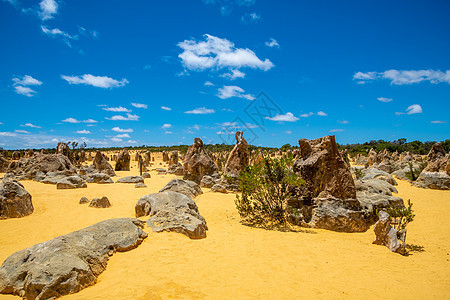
top-left (21, 123), bottom-right (41, 128)
top-left (221, 69), bottom-right (245, 80)
top-left (39, 0), bottom-right (58, 20)
top-left (131, 103), bottom-right (148, 109)
top-left (62, 118), bottom-right (98, 123)
top-left (300, 112), bottom-right (314, 118)
top-left (61, 74), bottom-right (129, 88)
top-left (14, 86), bottom-right (36, 97)
top-left (13, 75), bottom-right (42, 86)
top-left (161, 106), bottom-right (172, 111)
top-left (395, 104), bottom-right (423, 115)
top-left (265, 38), bottom-right (279, 48)
top-left (0, 132), bottom-right (17, 137)
top-left (102, 106), bottom-right (131, 112)
top-left (15, 130), bottom-right (30, 134)
top-left (317, 111), bottom-right (328, 116)
top-left (106, 113), bottom-right (140, 121)
top-left (115, 133), bottom-right (130, 138)
top-left (112, 127), bottom-right (133, 133)
top-left (353, 70), bottom-right (450, 85)
top-left (177, 34), bottom-right (274, 75)
top-left (377, 97), bottom-right (393, 103)
top-left (241, 12), bottom-right (261, 24)
top-left (76, 130), bottom-right (91, 134)
top-left (184, 107), bottom-right (215, 114)
top-left (217, 85), bottom-right (255, 100)
top-left (266, 112), bottom-right (299, 122)
top-left (204, 81), bottom-right (214, 86)
top-left (161, 124), bottom-right (172, 129)
top-left (111, 137), bottom-right (122, 142)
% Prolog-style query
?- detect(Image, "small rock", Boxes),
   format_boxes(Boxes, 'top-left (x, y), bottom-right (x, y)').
top-left (142, 172), bottom-right (151, 179)
top-left (116, 176), bottom-right (144, 184)
top-left (89, 196), bottom-right (111, 208)
top-left (79, 197), bottom-right (89, 204)
top-left (135, 183), bottom-right (147, 188)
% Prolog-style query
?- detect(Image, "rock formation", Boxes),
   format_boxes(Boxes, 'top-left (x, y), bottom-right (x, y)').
top-left (56, 175), bottom-right (87, 189)
top-left (373, 211), bottom-right (406, 254)
top-left (11, 151), bottom-right (20, 160)
top-left (56, 142), bottom-right (70, 157)
top-left (0, 218), bottom-right (147, 299)
top-left (135, 191), bottom-right (207, 239)
top-left (115, 148), bottom-right (130, 171)
top-left (116, 176), bottom-right (144, 184)
top-left (183, 138), bottom-right (219, 183)
top-left (224, 131), bottom-right (249, 177)
top-left (92, 151), bottom-right (116, 177)
top-left (89, 196), bottom-right (111, 208)
top-left (159, 179), bottom-right (203, 198)
top-left (0, 180), bottom-right (33, 219)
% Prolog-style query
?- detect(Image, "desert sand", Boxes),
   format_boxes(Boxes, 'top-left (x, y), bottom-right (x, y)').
top-left (0, 154), bottom-right (449, 299)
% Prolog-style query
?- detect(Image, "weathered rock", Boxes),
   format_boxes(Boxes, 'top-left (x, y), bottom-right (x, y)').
top-left (142, 172), bottom-right (151, 179)
top-left (373, 211), bottom-right (406, 254)
top-left (92, 151), bottom-right (116, 177)
top-left (0, 218), bottom-right (147, 299)
top-left (0, 180), bottom-right (33, 219)
top-left (427, 142), bottom-right (445, 161)
top-left (200, 175), bottom-right (215, 188)
top-left (159, 179), bottom-right (203, 198)
top-left (116, 176), bottom-right (144, 184)
top-left (79, 197), bottom-right (89, 204)
top-left (361, 167), bottom-right (397, 186)
top-left (115, 148), bottom-right (130, 171)
top-left (135, 191), bottom-right (207, 239)
top-left (183, 138), bottom-right (219, 183)
top-left (56, 142), bottom-right (70, 157)
top-left (211, 183), bottom-right (228, 194)
top-left (224, 131), bottom-right (249, 177)
top-left (7, 153), bottom-right (77, 182)
top-left (413, 171), bottom-right (450, 190)
top-left (0, 157), bottom-right (8, 173)
top-left (167, 162), bottom-right (184, 175)
top-left (85, 173), bottom-right (113, 184)
top-left (169, 151), bottom-right (179, 166)
top-left (162, 151), bottom-right (170, 162)
top-left (135, 183), bottom-right (147, 188)
top-left (11, 151), bottom-right (20, 160)
top-left (355, 154), bottom-right (368, 166)
top-left (355, 179), bottom-right (397, 196)
top-left (367, 148), bottom-right (378, 166)
top-left (56, 176), bottom-right (87, 189)
top-left (89, 196), bottom-right (111, 208)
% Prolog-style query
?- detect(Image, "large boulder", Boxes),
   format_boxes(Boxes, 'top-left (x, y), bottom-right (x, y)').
top-left (167, 162), bottom-right (184, 175)
top-left (414, 152), bottom-right (449, 190)
top-left (115, 148), bottom-right (130, 171)
top-left (0, 157), bottom-right (8, 173)
top-left (135, 191), bottom-right (207, 239)
top-left (92, 151), bottom-right (116, 177)
top-left (0, 218), bottom-right (147, 299)
top-left (159, 179), bottom-right (203, 198)
top-left (0, 180), bottom-right (33, 219)
top-left (183, 138), bottom-right (219, 183)
top-left (361, 167), bottom-right (397, 186)
top-left (116, 176), bottom-right (144, 184)
top-left (224, 131), bottom-right (249, 177)
top-left (85, 173), bottom-right (113, 184)
top-left (56, 175), bottom-right (87, 189)
top-left (427, 142), bottom-right (445, 161)
top-left (6, 153), bottom-right (77, 182)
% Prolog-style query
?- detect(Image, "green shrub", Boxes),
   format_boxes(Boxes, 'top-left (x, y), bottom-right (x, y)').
top-left (405, 162), bottom-right (426, 181)
top-left (235, 156), bottom-right (304, 227)
top-left (386, 199), bottom-right (415, 231)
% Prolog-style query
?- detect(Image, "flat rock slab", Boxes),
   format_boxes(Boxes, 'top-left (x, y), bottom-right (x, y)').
top-left (85, 173), bottom-right (113, 184)
top-left (0, 218), bottom-right (147, 299)
top-left (159, 179), bottom-right (203, 198)
top-left (56, 176), bottom-right (87, 189)
top-left (135, 191), bottom-right (207, 239)
top-left (115, 176), bottom-right (144, 184)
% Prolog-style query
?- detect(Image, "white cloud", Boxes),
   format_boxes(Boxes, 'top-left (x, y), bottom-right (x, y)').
top-left (164, 131), bottom-right (173, 134)
top-left (15, 130), bottom-right (30, 134)
top-left (354, 70), bottom-right (450, 85)
top-left (317, 111), bottom-right (327, 116)
top-left (102, 106), bottom-right (131, 112)
top-left (0, 132), bottom-right (17, 137)
top-left (329, 129), bottom-right (345, 132)
top-left (218, 122), bottom-right (239, 128)
top-left (178, 34), bottom-right (274, 73)
top-left (285, 130), bottom-right (292, 134)
top-left (161, 123), bottom-right (172, 129)
top-left (184, 107), bottom-right (215, 114)
top-left (39, 0), bottom-right (58, 20)
top-left (115, 133), bottom-right (130, 138)
top-left (204, 81), bottom-right (214, 86)
top-left (76, 130), bottom-right (91, 134)
top-left (21, 123), bottom-right (41, 128)
top-left (431, 120), bottom-right (447, 124)
top-left (245, 123), bottom-right (259, 129)
top-left (12, 75), bottom-right (42, 86)
top-left (62, 118), bottom-right (97, 123)
top-left (266, 112), bottom-right (299, 122)
top-left (112, 127), bottom-right (133, 133)
top-left (377, 97), bottom-right (393, 103)
top-left (41, 26), bottom-right (76, 40)
top-left (300, 112), bottom-right (314, 118)
top-left (217, 85), bottom-right (255, 100)
top-left (106, 113), bottom-right (140, 121)
top-left (61, 74), bottom-right (129, 88)
top-left (111, 137), bottom-right (122, 142)
top-left (127, 140), bottom-right (137, 144)
top-left (131, 103), bottom-right (148, 109)
top-left (395, 104), bottom-right (423, 115)
top-left (192, 124), bottom-right (200, 130)
top-left (14, 86), bottom-right (36, 97)
top-left (265, 38), bottom-right (279, 48)
top-left (161, 106), bottom-right (172, 111)
top-left (337, 120), bottom-right (349, 124)
top-left (221, 69), bottom-right (245, 80)
top-left (241, 12), bottom-right (261, 24)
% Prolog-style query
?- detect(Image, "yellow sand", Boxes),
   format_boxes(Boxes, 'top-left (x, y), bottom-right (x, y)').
top-left (0, 155), bottom-right (449, 299)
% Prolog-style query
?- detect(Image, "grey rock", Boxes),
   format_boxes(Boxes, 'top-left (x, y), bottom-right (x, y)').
top-left (85, 173), bottom-right (113, 184)
top-left (0, 180), bottom-right (33, 219)
top-left (361, 167), bottom-right (397, 186)
top-left (211, 183), bottom-right (228, 194)
top-left (56, 176), bottom-right (87, 189)
top-left (92, 151), bottom-right (116, 177)
top-left (141, 172), bottom-right (151, 179)
top-left (79, 197), bottom-right (89, 204)
top-left (135, 183), bottom-right (147, 188)
top-left (89, 196), bottom-right (111, 208)
top-left (373, 211), bottom-right (406, 254)
top-left (355, 179), bottom-right (397, 196)
top-left (0, 218), bottom-right (147, 299)
top-left (200, 175), bottom-right (215, 188)
top-left (135, 191), bottom-right (207, 239)
top-left (413, 171), bottom-right (450, 190)
top-left (159, 179), bottom-right (203, 198)
top-left (115, 176), bottom-right (144, 184)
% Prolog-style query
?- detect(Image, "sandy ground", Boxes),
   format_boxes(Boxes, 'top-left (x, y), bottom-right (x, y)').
top-left (0, 154), bottom-right (449, 299)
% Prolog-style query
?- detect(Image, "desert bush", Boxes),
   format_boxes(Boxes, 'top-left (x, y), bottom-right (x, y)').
top-left (235, 156), bottom-right (304, 227)
top-left (386, 199), bottom-right (415, 231)
top-left (354, 168), bottom-right (364, 180)
top-left (405, 162), bottom-right (426, 181)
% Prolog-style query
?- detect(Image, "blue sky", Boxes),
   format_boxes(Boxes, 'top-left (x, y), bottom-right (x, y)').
top-left (0, 0), bottom-right (449, 149)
